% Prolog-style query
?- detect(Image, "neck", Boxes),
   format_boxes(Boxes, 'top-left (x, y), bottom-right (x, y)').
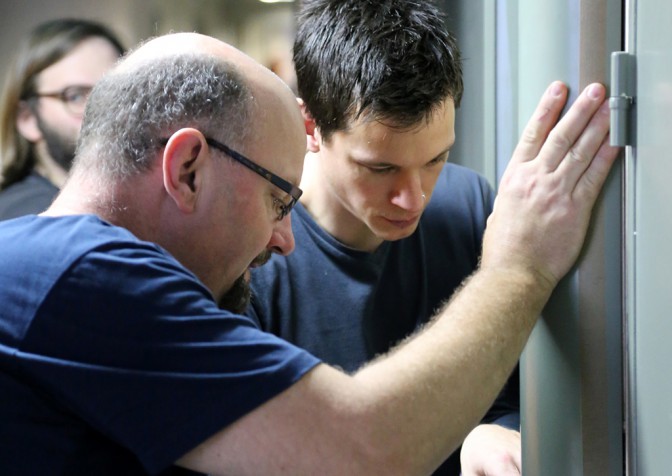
top-left (45, 169), bottom-right (154, 237)
top-left (45, 171), bottom-right (111, 218)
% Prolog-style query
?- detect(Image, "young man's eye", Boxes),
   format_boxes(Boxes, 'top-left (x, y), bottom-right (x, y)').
top-left (428, 154), bottom-right (449, 167)
top-left (367, 165), bottom-right (395, 174)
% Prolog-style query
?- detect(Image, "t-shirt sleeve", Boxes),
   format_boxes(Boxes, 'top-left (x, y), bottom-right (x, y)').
top-left (18, 243), bottom-right (320, 474)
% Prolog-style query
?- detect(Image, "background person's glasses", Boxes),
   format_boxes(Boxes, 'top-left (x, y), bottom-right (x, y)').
top-left (30, 85), bottom-right (93, 116)
top-left (205, 137), bottom-right (303, 221)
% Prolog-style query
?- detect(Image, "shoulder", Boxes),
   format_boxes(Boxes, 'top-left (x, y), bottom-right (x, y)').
top-left (425, 164), bottom-right (494, 218)
top-left (436, 163), bottom-right (494, 197)
top-left (0, 173), bottom-right (59, 220)
top-left (1, 215), bottom-right (187, 288)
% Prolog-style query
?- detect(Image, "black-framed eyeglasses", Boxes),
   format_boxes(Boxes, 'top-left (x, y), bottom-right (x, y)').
top-left (205, 137), bottom-right (303, 221)
top-left (29, 85), bottom-right (93, 116)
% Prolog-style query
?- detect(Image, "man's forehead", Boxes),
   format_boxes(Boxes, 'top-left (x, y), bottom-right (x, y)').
top-left (36, 36), bottom-right (118, 89)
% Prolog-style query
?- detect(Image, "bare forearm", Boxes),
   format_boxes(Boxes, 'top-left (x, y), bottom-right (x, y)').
top-left (350, 267), bottom-right (550, 474)
top-left (179, 267), bottom-right (549, 476)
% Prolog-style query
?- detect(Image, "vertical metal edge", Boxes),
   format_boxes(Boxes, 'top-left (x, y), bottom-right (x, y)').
top-left (482, 0), bottom-right (497, 187)
top-left (623, 107), bottom-right (637, 476)
top-left (623, 0), bottom-right (638, 473)
top-left (578, 0), bottom-right (624, 474)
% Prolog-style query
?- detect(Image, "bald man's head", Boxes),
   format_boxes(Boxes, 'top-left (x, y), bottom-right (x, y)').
top-left (72, 32), bottom-right (303, 182)
top-left (50, 32), bottom-right (307, 299)
top-left (118, 33), bottom-right (262, 79)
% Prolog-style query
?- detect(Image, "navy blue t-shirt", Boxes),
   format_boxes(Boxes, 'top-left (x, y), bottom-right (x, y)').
top-left (248, 163), bottom-right (519, 475)
top-left (0, 215), bottom-right (320, 475)
top-left (0, 172), bottom-right (59, 221)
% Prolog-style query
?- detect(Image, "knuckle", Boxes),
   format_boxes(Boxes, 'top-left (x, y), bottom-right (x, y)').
top-left (548, 132), bottom-right (571, 154)
top-left (521, 126), bottom-right (543, 146)
top-left (566, 147), bottom-right (586, 164)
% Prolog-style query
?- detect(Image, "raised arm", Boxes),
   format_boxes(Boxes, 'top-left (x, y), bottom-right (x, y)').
top-left (177, 81), bottom-right (619, 476)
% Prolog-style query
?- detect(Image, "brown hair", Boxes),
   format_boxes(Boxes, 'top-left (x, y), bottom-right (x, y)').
top-left (0, 18), bottom-right (124, 189)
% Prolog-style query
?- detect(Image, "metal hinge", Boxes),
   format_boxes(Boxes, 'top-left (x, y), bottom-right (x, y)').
top-left (609, 52), bottom-right (636, 147)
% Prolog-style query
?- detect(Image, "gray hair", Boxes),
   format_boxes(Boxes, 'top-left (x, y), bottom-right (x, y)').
top-left (76, 53), bottom-right (252, 179)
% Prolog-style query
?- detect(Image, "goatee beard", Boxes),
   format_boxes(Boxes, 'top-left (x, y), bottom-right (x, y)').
top-left (217, 250), bottom-right (272, 314)
top-left (217, 275), bottom-right (251, 314)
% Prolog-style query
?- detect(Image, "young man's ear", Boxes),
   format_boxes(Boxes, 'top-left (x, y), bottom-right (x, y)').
top-left (162, 128), bottom-right (208, 213)
top-left (15, 101), bottom-right (42, 142)
top-left (298, 98), bottom-right (321, 153)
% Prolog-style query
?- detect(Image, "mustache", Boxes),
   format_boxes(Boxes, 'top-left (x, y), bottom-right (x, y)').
top-left (250, 249), bottom-right (272, 268)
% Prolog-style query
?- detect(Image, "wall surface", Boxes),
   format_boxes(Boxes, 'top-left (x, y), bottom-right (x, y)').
top-left (0, 0), bottom-right (294, 80)
top-left (627, 0), bottom-right (672, 472)
top-left (440, 0), bottom-right (496, 185)
top-left (516, 0), bottom-right (624, 474)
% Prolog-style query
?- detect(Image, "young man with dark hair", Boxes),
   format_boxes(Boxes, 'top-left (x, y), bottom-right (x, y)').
top-left (249, 1), bottom-right (523, 473)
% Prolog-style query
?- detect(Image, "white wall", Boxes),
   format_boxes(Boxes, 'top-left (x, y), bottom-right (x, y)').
top-left (0, 0), bottom-right (295, 80)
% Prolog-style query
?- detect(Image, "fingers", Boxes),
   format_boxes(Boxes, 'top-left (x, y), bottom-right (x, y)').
top-left (510, 81), bottom-right (568, 165)
top-left (573, 133), bottom-right (621, 204)
top-left (483, 81), bottom-right (621, 287)
top-left (460, 425), bottom-right (522, 476)
top-left (541, 83), bottom-right (609, 173)
top-left (512, 82), bottom-right (610, 176)
top-left (555, 99), bottom-right (621, 204)
top-left (511, 80), bottom-right (619, 204)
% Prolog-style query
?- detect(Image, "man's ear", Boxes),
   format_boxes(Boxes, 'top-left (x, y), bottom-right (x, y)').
top-left (15, 101), bottom-right (42, 142)
top-left (298, 98), bottom-right (321, 153)
top-left (162, 128), bottom-right (208, 213)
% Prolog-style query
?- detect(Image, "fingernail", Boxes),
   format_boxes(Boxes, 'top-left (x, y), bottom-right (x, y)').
top-left (588, 84), bottom-right (603, 99)
top-left (550, 82), bottom-right (564, 97)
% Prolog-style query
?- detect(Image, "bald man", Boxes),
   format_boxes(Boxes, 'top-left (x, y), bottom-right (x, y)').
top-left (0, 33), bottom-right (618, 475)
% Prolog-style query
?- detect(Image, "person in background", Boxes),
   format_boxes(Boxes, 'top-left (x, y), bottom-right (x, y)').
top-left (0, 30), bottom-right (617, 475)
top-left (0, 18), bottom-right (124, 220)
top-left (247, 1), bottom-right (516, 473)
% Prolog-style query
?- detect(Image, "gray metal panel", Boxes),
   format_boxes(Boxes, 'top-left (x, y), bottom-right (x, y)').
top-left (440, 0), bottom-right (497, 185)
top-left (627, 0), bottom-right (672, 473)
top-left (495, 0), bottom-right (519, 185)
top-left (516, 0), bottom-right (624, 474)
